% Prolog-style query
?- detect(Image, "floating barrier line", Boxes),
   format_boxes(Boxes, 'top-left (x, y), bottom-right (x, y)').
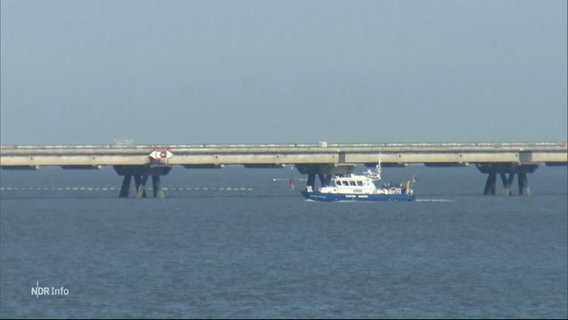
top-left (0, 186), bottom-right (254, 192)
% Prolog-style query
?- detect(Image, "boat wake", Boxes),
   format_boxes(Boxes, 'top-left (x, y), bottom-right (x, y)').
top-left (416, 198), bottom-right (456, 202)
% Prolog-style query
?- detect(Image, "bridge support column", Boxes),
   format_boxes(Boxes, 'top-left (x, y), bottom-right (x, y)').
top-left (483, 173), bottom-right (497, 195)
top-left (119, 174), bottom-right (132, 198)
top-left (305, 173), bottom-right (332, 189)
top-left (295, 164), bottom-right (356, 190)
top-left (113, 165), bottom-right (172, 198)
top-left (306, 174), bottom-right (316, 189)
top-left (152, 175), bottom-right (165, 198)
top-left (518, 172), bottom-right (531, 196)
top-left (476, 163), bottom-right (537, 196)
top-left (502, 173), bottom-right (514, 196)
top-left (134, 175), bottom-right (149, 198)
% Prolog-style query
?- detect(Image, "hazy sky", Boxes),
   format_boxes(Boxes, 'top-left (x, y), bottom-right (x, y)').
top-left (1, 0), bottom-right (566, 145)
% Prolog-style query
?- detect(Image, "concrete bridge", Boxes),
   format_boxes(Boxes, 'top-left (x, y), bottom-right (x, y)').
top-left (1, 142), bottom-right (566, 198)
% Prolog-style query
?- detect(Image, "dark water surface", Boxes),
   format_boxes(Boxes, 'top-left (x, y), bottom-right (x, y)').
top-left (1, 165), bottom-right (566, 318)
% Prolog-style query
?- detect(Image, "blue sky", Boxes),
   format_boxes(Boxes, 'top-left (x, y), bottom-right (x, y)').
top-left (1, 0), bottom-right (566, 145)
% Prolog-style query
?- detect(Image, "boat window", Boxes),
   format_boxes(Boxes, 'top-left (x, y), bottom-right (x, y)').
top-left (356, 181), bottom-right (363, 186)
top-left (342, 181), bottom-right (349, 186)
top-left (349, 181), bottom-right (356, 186)
top-left (335, 181), bottom-right (342, 186)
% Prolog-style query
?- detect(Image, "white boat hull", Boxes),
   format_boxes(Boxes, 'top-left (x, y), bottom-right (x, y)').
top-left (301, 191), bottom-right (415, 202)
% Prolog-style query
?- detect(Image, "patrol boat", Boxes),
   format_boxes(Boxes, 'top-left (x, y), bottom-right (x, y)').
top-left (301, 161), bottom-right (416, 202)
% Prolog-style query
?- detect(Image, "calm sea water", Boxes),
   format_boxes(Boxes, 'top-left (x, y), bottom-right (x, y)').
top-left (1, 165), bottom-right (566, 319)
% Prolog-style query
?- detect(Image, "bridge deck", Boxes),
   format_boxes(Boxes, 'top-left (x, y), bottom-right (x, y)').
top-left (1, 142), bottom-right (566, 168)
top-left (2, 142), bottom-right (566, 198)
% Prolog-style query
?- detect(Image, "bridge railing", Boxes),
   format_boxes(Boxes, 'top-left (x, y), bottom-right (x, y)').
top-left (1, 142), bottom-right (566, 149)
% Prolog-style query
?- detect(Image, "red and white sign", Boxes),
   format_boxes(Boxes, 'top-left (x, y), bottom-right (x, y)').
top-left (149, 149), bottom-right (173, 160)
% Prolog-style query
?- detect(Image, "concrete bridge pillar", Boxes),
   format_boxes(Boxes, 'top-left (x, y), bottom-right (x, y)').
top-left (295, 164), bottom-right (356, 190)
top-left (476, 163), bottom-right (538, 196)
top-left (113, 165), bottom-right (172, 198)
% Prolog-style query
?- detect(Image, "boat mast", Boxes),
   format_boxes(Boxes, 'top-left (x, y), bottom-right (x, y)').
top-left (376, 157), bottom-right (382, 180)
